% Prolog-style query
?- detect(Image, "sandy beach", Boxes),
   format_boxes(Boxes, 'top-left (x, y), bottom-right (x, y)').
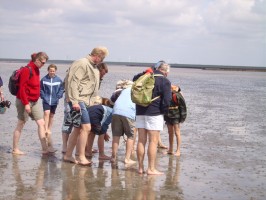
top-left (0, 62), bottom-right (266, 200)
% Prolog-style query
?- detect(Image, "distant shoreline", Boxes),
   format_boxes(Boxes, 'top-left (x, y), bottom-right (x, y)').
top-left (0, 58), bottom-right (265, 72)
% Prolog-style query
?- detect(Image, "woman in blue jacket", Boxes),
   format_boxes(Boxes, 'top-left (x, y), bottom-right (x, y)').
top-left (40, 64), bottom-right (64, 151)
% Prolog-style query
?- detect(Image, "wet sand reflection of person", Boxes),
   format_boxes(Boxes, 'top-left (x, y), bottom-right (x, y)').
top-left (61, 163), bottom-right (94, 200)
top-left (12, 156), bottom-right (30, 199)
top-left (35, 156), bottom-right (60, 199)
top-left (134, 176), bottom-right (157, 200)
top-left (160, 157), bottom-right (183, 199)
top-left (11, 155), bottom-right (60, 199)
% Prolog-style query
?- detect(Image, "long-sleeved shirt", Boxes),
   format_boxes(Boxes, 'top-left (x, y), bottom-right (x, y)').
top-left (133, 70), bottom-right (172, 116)
top-left (40, 74), bottom-right (64, 106)
top-left (64, 55), bottom-right (100, 106)
top-left (16, 61), bottom-right (41, 105)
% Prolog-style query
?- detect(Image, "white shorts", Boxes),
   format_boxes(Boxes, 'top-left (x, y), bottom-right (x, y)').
top-left (136, 115), bottom-right (164, 131)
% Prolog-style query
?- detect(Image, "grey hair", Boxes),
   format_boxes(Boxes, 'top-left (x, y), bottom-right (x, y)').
top-left (158, 63), bottom-right (170, 73)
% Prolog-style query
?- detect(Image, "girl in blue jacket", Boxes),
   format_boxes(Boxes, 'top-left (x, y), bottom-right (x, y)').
top-left (40, 64), bottom-right (64, 151)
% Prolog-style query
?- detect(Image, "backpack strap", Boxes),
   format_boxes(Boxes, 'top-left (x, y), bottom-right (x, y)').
top-left (151, 74), bottom-right (164, 101)
top-left (26, 66), bottom-right (33, 79)
top-left (172, 92), bottom-right (179, 106)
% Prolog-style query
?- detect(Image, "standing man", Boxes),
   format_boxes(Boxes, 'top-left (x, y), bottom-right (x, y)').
top-left (133, 62), bottom-right (172, 175)
top-left (63, 46), bottom-right (109, 165)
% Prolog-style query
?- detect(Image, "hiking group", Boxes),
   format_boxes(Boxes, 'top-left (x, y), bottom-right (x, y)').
top-left (1, 46), bottom-right (186, 175)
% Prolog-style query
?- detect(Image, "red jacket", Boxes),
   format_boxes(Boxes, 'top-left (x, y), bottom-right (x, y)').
top-left (16, 61), bottom-right (41, 105)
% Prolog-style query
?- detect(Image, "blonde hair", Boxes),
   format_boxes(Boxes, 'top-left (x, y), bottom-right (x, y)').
top-left (91, 46), bottom-right (109, 59)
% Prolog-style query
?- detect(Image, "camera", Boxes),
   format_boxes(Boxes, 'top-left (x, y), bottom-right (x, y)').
top-left (0, 100), bottom-right (11, 108)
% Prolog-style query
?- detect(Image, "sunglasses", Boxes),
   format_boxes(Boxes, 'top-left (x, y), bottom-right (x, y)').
top-left (39, 60), bottom-right (46, 65)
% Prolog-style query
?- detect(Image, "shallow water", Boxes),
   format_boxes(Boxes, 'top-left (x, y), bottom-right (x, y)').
top-left (0, 62), bottom-right (266, 199)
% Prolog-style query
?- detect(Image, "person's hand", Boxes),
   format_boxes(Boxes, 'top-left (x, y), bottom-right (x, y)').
top-left (72, 103), bottom-right (80, 111)
top-left (25, 104), bottom-right (31, 114)
top-left (0, 91), bottom-right (4, 101)
top-left (104, 133), bottom-right (110, 142)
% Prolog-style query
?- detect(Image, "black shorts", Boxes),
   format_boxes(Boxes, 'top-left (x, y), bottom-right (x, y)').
top-left (164, 115), bottom-right (180, 125)
top-left (42, 102), bottom-right (57, 114)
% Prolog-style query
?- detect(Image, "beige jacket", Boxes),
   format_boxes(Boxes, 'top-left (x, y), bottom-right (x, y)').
top-left (65, 55), bottom-right (100, 106)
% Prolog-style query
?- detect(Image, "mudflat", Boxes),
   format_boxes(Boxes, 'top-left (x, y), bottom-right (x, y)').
top-left (0, 62), bottom-right (266, 199)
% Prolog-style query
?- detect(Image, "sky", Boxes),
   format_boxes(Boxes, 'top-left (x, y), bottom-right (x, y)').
top-left (0, 0), bottom-right (265, 67)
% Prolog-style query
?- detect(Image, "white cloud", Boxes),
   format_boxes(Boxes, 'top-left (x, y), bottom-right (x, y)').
top-left (0, 0), bottom-right (265, 66)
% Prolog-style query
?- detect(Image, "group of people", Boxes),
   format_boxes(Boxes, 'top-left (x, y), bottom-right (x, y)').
top-left (1, 46), bottom-right (183, 176)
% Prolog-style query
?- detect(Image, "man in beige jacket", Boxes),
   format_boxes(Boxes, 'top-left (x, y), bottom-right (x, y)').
top-left (63, 46), bottom-right (109, 165)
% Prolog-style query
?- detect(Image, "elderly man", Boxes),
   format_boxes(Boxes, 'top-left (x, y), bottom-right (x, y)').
top-left (133, 61), bottom-right (172, 175)
top-left (63, 46), bottom-right (109, 165)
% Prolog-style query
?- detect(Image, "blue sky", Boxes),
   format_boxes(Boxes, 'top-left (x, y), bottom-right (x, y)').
top-left (0, 0), bottom-right (265, 66)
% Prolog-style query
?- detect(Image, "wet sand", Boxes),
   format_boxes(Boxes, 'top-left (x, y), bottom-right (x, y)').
top-left (0, 62), bottom-right (266, 199)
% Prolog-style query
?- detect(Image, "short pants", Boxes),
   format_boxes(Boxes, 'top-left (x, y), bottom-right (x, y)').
top-left (42, 102), bottom-right (57, 114)
top-left (16, 98), bottom-right (43, 121)
top-left (111, 114), bottom-right (135, 139)
top-left (135, 115), bottom-right (164, 131)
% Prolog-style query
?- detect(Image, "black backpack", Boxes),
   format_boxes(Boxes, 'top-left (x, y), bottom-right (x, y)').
top-left (8, 66), bottom-right (32, 96)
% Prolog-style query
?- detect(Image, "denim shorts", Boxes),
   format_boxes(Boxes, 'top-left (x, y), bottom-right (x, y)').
top-left (69, 101), bottom-right (90, 124)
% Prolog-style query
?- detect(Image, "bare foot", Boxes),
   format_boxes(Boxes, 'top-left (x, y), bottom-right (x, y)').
top-left (125, 158), bottom-right (136, 164)
top-left (138, 167), bottom-right (145, 174)
top-left (163, 150), bottom-right (174, 155)
top-left (147, 168), bottom-right (164, 175)
top-left (12, 149), bottom-right (25, 155)
top-left (63, 156), bottom-right (78, 164)
top-left (174, 151), bottom-right (181, 156)
top-left (110, 157), bottom-right (116, 163)
top-left (92, 148), bottom-right (98, 153)
top-left (99, 154), bottom-right (111, 160)
top-left (76, 157), bottom-right (91, 166)
top-left (158, 144), bottom-right (168, 149)
top-left (47, 147), bottom-right (57, 153)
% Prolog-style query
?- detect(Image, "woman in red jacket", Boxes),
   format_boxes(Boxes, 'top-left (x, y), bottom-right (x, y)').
top-left (12, 52), bottom-right (56, 155)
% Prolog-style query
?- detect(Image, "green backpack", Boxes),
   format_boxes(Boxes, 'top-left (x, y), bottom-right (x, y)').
top-left (131, 73), bottom-right (163, 107)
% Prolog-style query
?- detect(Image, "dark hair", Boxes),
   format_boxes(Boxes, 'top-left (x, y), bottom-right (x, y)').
top-left (47, 64), bottom-right (57, 71)
top-left (97, 63), bottom-right (108, 73)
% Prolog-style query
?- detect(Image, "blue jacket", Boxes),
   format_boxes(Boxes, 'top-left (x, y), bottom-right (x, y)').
top-left (113, 87), bottom-right (136, 120)
top-left (89, 105), bottom-right (113, 135)
top-left (40, 74), bottom-right (64, 106)
top-left (133, 70), bottom-right (171, 116)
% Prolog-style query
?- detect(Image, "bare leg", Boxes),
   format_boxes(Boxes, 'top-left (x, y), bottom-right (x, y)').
top-left (137, 128), bottom-right (147, 174)
top-left (147, 130), bottom-right (164, 175)
top-left (64, 127), bottom-right (80, 164)
top-left (12, 120), bottom-right (26, 155)
top-left (98, 134), bottom-right (110, 160)
top-left (174, 124), bottom-right (181, 156)
top-left (36, 119), bottom-right (50, 154)
top-left (157, 133), bottom-right (168, 149)
top-left (131, 128), bottom-right (138, 156)
top-left (125, 138), bottom-right (136, 164)
top-left (111, 136), bottom-right (120, 162)
top-left (166, 124), bottom-right (174, 154)
top-left (43, 110), bottom-right (50, 133)
top-left (76, 124), bottom-right (91, 165)
top-left (46, 131), bottom-right (56, 153)
top-left (62, 133), bottom-right (69, 153)
top-left (47, 113), bottom-right (54, 134)
top-left (85, 132), bottom-right (95, 158)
